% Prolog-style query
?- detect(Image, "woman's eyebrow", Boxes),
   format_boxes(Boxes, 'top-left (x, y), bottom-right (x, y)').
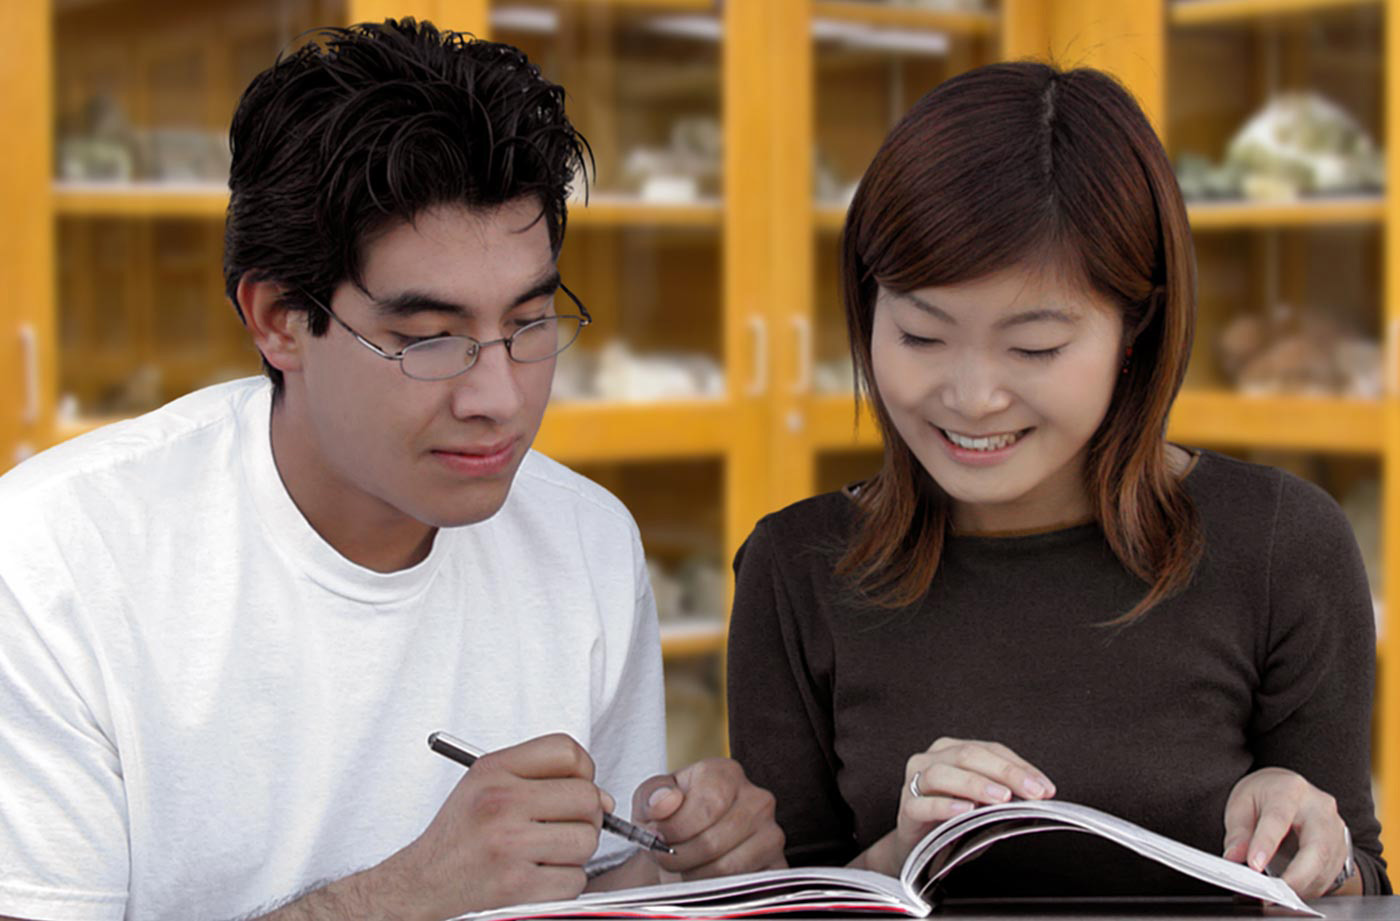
top-left (995, 308), bottom-right (1077, 330)
top-left (891, 291), bottom-right (1077, 329)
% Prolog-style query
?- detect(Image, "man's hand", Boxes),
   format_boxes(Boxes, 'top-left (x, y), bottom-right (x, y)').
top-left (630, 758), bottom-right (786, 879)
top-left (394, 733), bottom-right (610, 916)
top-left (1222, 767), bottom-right (1355, 898)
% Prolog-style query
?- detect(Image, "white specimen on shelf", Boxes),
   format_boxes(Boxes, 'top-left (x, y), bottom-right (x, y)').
top-left (1216, 305), bottom-right (1381, 399)
top-left (622, 117), bottom-right (722, 203)
top-left (813, 355), bottom-right (857, 395)
top-left (1224, 92), bottom-right (1384, 200)
top-left (554, 340), bottom-right (723, 402)
top-left (648, 556), bottom-right (724, 623)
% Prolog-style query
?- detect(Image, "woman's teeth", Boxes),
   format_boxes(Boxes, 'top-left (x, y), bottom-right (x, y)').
top-left (942, 429), bottom-right (1025, 452)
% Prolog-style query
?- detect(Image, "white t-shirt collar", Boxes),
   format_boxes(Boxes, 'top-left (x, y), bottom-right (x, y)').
top-left (237, 381), bottom-right (453, 605)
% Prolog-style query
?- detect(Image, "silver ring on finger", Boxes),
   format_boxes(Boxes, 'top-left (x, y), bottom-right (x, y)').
top-left (909, 770), bottom-right (924, 799)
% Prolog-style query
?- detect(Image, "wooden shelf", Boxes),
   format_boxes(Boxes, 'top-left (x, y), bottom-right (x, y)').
top-left (1168, 390), bottom-right (1384, 453)
top-left (1170, 0), bottom-right (1380, 26)
top-left (807, 393), bottom-right (882, 450)
top-left (823, 198), bottom-right (1387, 233)
top-left (53, 183), bottom-right (721, 228)
top-left (55, 400), bottom-right (741, 462)
top-left (570, 195), bottom-right (722, 228)
top-left (660, 619), bottom-right (727, 658)
top-left (53, 182), bottom-right (228, 218)
top-left (1187, 197), bottom-right (1385, 229)
top-left (548, 0), bottom-right (716, 12)
top-left (535, 399), bottom-right (736, 461)
top-left (811, 1), bottom-right (998, 36)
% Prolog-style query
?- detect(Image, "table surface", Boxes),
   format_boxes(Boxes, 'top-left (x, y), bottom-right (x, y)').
top-left (909, 895), bottom-right (1400, 919)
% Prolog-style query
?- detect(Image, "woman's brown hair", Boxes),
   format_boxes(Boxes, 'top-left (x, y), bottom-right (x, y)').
top-left (840, 61), bottom-right (1201, 624)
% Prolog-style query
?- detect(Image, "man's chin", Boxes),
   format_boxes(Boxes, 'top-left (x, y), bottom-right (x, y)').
top-left (416, 485), bottom-right (516, 529)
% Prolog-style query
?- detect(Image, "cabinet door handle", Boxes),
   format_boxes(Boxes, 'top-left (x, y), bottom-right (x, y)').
top-left (746, 316), bottom-right (768, 397)
top-left (1388, 317), bottom-right (1399, 398)
top-left (19, 323), bottom-right (39, 425)
top-left (791, 316), bottom-right (812, 395)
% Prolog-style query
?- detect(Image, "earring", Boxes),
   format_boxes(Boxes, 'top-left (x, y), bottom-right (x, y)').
top-left (1121, 345), bottom-right (1133, 376)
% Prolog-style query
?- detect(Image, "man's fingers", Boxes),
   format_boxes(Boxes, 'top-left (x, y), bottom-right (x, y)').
top-left (479, 733), bottom-right (596, 781)
top-left (516, 777), bottom-right (609, 826)
top-left (652, 760), bottom-right (742, 845)
top-left (632, 772), bottom-right (684, 823)
top-left (526, 818), bottom-right (606, 867)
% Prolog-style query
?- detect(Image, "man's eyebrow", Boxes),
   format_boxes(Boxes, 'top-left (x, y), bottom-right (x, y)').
top-left (890, 291), bottom-right (1078, 329)
top-left (370, 271), bottom-right (562, 319)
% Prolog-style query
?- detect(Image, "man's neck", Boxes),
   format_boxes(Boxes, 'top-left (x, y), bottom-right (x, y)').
top-left (268, 395), bottom-right (436, 573)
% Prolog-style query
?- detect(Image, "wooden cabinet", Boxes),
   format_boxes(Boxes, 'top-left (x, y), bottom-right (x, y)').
top-left (6, 0), bottom-right (1399, 833)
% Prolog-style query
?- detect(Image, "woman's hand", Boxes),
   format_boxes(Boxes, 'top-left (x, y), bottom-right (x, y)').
top-left (893, 738), bottom-right (1056, 867)
top-left (1222, 767), bottom-right (1354, 898)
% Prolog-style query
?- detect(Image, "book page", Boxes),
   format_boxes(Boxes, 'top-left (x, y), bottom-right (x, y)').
top-left (898, 801), bottom-right (1319, 917)
top-left (447, 866), bottom-right (927, 921)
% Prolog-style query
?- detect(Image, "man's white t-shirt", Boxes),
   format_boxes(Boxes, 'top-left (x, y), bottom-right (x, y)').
top-left (0, 378), bottom-right (666, 921)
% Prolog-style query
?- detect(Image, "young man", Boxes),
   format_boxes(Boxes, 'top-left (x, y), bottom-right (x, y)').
top-left (0, 20), bottom-right (783, 921)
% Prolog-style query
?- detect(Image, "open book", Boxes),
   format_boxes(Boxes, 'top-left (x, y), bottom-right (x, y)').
top-left (448, 800), bottom-right (1321, 919)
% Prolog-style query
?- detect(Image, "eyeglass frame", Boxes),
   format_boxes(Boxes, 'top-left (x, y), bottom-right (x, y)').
top-left (297, 283), bottom-right (592, 381)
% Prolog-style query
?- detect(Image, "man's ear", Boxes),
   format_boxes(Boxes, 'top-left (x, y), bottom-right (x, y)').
top-left (237, 275), bottom-right (305, 375)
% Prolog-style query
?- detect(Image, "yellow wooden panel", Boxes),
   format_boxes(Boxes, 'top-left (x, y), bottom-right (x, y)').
top-left (571, 198), bottom-right (723, 228)
top-left (1, 1), bottom-right (54, 468)
top-left (660, 621), bottom-right (728, 659)
top-left (54, 184), bottom-right (228, 219)
top-left (555, 0), bottom-right (715, 10)
top-left (1001, 0), bottom-right (1052, 61)
top-left (533, 401), bottom-right (736, 461)
top-left (1376, 0), bottom-right (1400, 850)
top-left (1171, 0), bottom-right (1380, 26)
top-left (1188, 198), bottom-right (1386, 230)
top-left (1045, 0), bottom-right (1165, 134)
top-left (807, 394), bottom-right (882, 451)
top-left (812, 0), bottom-right (998, 35)
top-left (1168, 391), bottom-right (1385, 453)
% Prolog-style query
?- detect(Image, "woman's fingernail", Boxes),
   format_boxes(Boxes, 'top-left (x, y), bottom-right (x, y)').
top-left (986, 784), bottom-right (1012, 802)
top-left (648, 787), bottom-right (674, 808)
top-left (948, 800), bottom-right (974, 814)
top-left (1251, 852), bottom-right (1267, 871)
top-left (1023, 779), bottom-right (1046, 798)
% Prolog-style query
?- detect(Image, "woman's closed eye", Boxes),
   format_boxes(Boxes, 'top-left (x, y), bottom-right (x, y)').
top-left (1012, 345), bottom-right (1067, 361)
top-left (898, 330), bottom-right (943, 348)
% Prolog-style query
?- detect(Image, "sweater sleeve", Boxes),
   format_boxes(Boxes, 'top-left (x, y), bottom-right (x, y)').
top-left (726, 518), bottom-right (857, 867)
top-left (1250, 472), bottom-right (1390, 894)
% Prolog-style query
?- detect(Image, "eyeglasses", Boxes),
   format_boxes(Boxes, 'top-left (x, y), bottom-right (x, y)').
top-left (300, 284), bottom-right (591, 381)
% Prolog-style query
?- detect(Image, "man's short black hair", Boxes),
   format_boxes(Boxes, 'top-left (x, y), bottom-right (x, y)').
top-left (223, 18), bottom-right (590, 392)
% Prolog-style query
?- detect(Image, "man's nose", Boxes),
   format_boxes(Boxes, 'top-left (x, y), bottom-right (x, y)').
top-left (449, 339), bottom-right (526, 422)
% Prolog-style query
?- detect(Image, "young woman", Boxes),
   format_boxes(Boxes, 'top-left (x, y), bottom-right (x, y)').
top-left (727, 61), bottom-right (1387, 900)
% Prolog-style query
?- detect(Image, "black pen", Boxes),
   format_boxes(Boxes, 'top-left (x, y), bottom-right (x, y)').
top-left (427, 731), bottom-right (675, 855)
